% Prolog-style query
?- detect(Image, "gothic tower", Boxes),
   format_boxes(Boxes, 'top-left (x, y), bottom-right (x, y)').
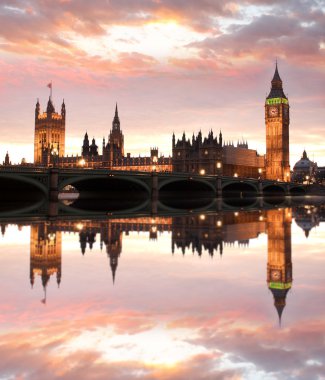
top-left (265, 63), bottom-right (290, 181)
top-left (34, 97), bottom-right (66, 165)
top-left (109, 103), bottom-right (124, 161)
top-left (266, 208), bottom-right (292, 324)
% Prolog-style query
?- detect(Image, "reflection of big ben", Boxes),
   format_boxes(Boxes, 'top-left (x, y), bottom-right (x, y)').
top-left (30, 224), bottom-right (62, 302)
top-left (266, 209), bottom-right (292, 323)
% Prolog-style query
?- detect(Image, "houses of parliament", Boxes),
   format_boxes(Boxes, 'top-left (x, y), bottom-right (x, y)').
top-left (32, 64), bottom-right (291, 182)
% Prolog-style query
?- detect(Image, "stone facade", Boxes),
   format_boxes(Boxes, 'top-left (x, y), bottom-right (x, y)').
top-left (172, 131), bottom-right (265, 178)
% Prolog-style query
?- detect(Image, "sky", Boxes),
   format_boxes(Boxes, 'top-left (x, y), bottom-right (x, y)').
top-left (0, 0), bottom-right (324, 166)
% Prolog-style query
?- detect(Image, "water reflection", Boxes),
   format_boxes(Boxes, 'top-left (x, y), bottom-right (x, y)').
top-left (0, 203), bottom-right (324, 379)
top-left (0, 205), bottom-right (322, 320)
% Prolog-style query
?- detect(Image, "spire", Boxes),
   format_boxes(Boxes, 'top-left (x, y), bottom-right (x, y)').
top-left (270, 287), bottom-right (290, 327)
top-left (112, 103), bottom-right (120, 130)
top-left (46, 96), bottom-right (55, 115)
top-left (111, 265), bottom-right (117, 284)
top-left (267, 61), bottom-right (287, 99)
top-left (272, 60), bottom-right (282, 83)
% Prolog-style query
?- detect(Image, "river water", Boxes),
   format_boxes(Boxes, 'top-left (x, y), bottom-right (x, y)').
top-left (0, 200), bottom-right (324, 380)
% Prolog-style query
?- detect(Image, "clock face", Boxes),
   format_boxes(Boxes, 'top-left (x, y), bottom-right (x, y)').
top-left (268, 106), bottom-right (278, 117)
top-left (271, 270), bottom-right (281, 281)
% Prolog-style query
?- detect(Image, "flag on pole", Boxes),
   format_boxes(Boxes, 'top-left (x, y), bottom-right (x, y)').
top-left (47, 81), bottom-right (52, 98)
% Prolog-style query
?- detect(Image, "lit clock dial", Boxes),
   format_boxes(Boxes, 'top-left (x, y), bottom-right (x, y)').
top-left (268, 107), bottom-right (278, 117)
top-left (271, 270), bottom-right (281, 281)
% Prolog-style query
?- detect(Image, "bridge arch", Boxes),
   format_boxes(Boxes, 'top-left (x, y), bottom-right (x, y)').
top-left (158, 177), bottom-right (216, 194)
top-left (289, 186), bottom-right (306, 195)
top-left (0, 173), bottom-right (47, 201)
top-left (222, 181), bottom-right (258, 197)
top-left (263, 184), bottom-right (286, 196)
top-left (59, 174), bottom-right (151, 195)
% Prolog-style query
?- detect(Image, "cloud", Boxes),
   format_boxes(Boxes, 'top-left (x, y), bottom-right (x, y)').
top-left (190, 9), bottom-right (325, 65)
top-left (0, 309), bottom-right (324, 380)
top-left (0, 0), bottom-right (324, 165)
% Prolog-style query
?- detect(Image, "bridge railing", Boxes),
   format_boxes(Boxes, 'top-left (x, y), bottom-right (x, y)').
top-left (0, 165), bottom-right (47, 173)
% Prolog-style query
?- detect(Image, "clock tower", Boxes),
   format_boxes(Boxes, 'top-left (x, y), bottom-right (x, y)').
top-left (265, 63), bottom-right (290, 181)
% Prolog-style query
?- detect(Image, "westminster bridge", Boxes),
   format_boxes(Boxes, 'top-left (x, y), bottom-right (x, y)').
top-left (0, 166), bottom-right (307, 216)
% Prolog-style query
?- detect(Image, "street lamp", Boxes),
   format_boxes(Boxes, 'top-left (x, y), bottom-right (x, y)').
top-left (152, 155), bottom-right (158, 172)
top-left (234, 173), bottom-right (238, 178)
top-left (258, 168), bottom-right (262, 178)
top-left (200, 169), bottom-right (206, 175)
top-left (79, 158), bottom-right (86, 167)
top-left (51, 147), bottom-right (58, 167)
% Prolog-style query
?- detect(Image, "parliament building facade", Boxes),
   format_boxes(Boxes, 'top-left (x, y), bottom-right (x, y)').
top-left (33, 64), bottom-right (290, 181)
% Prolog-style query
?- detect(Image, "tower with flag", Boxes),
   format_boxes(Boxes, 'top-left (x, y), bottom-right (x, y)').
top-left (34, 82), bottom-right (66, 165)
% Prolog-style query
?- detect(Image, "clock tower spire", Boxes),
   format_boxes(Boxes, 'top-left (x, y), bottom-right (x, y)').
top-left (265, 63), bottom-right (290, 181)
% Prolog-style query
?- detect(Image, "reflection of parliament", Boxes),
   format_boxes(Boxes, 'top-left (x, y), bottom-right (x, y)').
top-left (34, 64), bottom-right (290, 181)
top-left (4, 205), bottom-right (321, 321)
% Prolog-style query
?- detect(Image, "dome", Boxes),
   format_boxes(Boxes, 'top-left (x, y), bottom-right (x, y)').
top-left (293, 150), bottom-right (314, 170)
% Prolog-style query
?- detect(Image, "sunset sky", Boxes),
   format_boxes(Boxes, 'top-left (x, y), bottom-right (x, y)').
top-left (0, 0), bottom-right (324, 166)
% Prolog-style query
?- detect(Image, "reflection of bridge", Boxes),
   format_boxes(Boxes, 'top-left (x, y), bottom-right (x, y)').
top-left (0, 166), bottom-right (306, 202)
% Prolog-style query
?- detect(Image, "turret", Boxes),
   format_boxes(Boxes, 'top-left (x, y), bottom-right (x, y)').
top-left (90, 137), bottom-right (98, 156)
top-left (82, 132), bottom-right (90, 157)
top-left (3, 152), bottom-right (11, 166)
top-left (61, 99), bottom-right (66, 120)
top-left (35, 99), bottom-right (40, 120)
top-left (46, 97), bottom-right (55, 116)
top-left (198, 130), bottom-right (202, 145)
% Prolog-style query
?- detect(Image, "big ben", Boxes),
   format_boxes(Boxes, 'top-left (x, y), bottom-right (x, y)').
top-left (265, 63), bottom-right (290, 181)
